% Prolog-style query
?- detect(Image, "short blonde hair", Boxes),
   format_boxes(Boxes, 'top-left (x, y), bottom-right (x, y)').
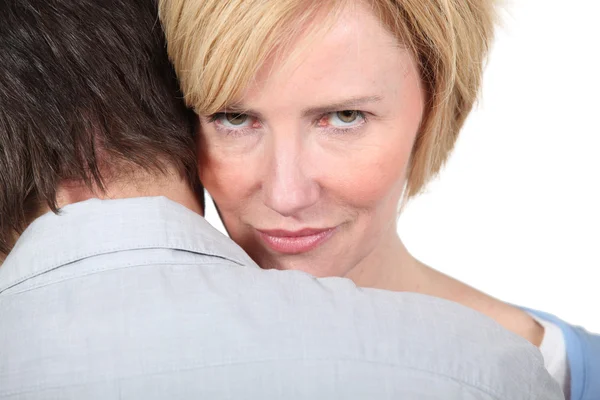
top-left (159, 0), bottom-right (496, 198)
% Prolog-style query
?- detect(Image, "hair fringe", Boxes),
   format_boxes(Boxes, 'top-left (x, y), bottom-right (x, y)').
top-left (160, 0), bottom-right (498, 202)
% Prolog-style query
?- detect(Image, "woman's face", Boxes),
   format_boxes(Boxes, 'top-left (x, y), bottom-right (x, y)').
top-left (198, 4), bottom-right (424, 277)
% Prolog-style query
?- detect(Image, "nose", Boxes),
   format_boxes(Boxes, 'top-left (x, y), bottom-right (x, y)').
top-left (261, 133), bottom-right (320, 217)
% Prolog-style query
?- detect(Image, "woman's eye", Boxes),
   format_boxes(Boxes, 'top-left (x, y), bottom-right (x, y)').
top-left (216, 113), bottom-right (252, 128)
top-left (324, 110), bottom-right (365, 128)
top-left (337, 111), bottom-right (359, 123)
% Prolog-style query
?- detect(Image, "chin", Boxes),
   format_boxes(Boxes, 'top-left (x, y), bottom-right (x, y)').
top-left (271, 257), bottom-right (349, 278)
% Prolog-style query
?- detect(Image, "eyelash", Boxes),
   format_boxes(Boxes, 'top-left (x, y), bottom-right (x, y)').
top-left (208, 113), bottom-right (255, 137)
top-left (319, 112), bottom-right (368, 135)
top-left (207, 111), bottom-right (368, 137)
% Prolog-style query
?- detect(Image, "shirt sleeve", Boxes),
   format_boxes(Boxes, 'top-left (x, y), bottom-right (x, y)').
top-left (530, 313), bottom-right (571, 399)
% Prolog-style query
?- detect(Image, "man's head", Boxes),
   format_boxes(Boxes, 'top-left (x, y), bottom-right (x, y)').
top-left (0, 0), bottom-right (197, 255)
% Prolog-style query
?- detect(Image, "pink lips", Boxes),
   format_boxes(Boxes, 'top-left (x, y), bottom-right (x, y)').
top-left (256, 227), bottom-right (336, 254)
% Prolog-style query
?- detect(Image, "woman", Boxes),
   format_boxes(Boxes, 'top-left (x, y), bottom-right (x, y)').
top-left (159, 1), bottom-right (599, 399)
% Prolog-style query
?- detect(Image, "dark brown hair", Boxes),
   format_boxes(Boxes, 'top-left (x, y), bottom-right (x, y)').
top-left (0, 0), bottom-right (197, 255)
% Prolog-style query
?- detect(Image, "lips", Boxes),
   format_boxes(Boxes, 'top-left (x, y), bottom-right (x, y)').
top-left (256, 227), bottom-right (336, 254)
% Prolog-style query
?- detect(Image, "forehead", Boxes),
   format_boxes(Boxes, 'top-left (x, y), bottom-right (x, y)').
top-left (239, 3), bottom-right (417, 109)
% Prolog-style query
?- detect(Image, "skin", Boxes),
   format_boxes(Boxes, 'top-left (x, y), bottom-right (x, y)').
top-left (198, 3), bottom-right (543, 345)
top-left (52, 167), bottom-right (203, 216)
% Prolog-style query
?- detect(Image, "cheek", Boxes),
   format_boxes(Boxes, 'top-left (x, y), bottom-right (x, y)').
top-left (319, 128), bottom-right (416, 212)
top-left (321, 86), bottom-right (423, 209)
top-left (197, 132), bottom-right (256, 214)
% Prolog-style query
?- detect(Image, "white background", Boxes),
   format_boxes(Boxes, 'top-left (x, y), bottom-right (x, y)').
top-left (206, 0), bottom-right (600, 332)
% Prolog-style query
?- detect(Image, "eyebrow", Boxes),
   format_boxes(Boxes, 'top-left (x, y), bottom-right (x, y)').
top-left (301, 95), bottom-right (383, 117)
top-left (222, 95), bottom-right (383, 119)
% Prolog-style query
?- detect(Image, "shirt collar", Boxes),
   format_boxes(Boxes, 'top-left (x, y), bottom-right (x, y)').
top-left (0, 196), bottom-right (257, 293)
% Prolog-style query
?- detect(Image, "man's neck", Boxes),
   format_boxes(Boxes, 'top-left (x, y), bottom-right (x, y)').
top-left (53, 171), bottom-right (203, 216)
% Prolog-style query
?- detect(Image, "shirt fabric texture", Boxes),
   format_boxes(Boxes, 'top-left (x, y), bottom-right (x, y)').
top-left (0, 197), bottom-right (564, 400)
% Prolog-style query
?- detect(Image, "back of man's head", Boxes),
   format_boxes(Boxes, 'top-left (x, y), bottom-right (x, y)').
top-left (0, 0), bottom-right (196, 255)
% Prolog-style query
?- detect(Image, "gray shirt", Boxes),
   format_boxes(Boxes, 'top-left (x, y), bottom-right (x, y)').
top-left (0, 197), bottom-right (563, 399)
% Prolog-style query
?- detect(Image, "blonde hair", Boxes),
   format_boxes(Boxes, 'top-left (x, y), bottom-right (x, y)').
top-left (159, 0), bottom-right (496, 198)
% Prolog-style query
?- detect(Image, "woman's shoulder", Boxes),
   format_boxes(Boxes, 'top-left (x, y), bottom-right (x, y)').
top-left (525, 308), bottom-right (600, 400)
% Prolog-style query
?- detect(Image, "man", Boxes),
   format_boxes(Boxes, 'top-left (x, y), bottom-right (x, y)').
top-left (0, 1), bottom-right (563, 399)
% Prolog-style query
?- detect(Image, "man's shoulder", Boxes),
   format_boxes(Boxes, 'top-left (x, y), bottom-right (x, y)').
top-left (0, 196), bottom-right (257, 294)
top-left (0, 197), bottom-right (563, 399)
top-left (0, 263), bottom-right (563, 399)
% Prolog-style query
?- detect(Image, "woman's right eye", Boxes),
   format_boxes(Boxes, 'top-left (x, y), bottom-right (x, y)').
top-left (214, 113), bottom-right (253, 128)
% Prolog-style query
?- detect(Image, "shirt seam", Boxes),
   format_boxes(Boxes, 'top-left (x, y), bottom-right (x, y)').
top-left (0, 357), bottom-right (507, 399)
top-left (0, 259), bottom-right (241, 296)
top-left (0, 245), bottom-right (246, 294)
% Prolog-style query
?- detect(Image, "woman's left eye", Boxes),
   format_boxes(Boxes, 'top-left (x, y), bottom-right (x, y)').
top-left (321, 110), bottom-right (365, 128)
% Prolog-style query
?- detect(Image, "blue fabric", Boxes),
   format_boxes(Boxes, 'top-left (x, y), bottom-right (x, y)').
top-left (526, 309), bottom-right (600, 400)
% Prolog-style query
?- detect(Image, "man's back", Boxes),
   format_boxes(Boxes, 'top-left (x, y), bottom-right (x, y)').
top-left (0, 197), bottom-right (563, 399)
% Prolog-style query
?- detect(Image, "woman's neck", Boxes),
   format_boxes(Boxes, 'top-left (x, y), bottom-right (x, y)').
top-left (347, 232), bottom-right (545, 346)
top-left (345, 233), bottom-right (425, 292)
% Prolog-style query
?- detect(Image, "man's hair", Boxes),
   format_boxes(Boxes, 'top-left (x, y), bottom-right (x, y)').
top-left (0, 0), bottom-right (197, 254)
top-left (159, 0), bottom-right (496, 200)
